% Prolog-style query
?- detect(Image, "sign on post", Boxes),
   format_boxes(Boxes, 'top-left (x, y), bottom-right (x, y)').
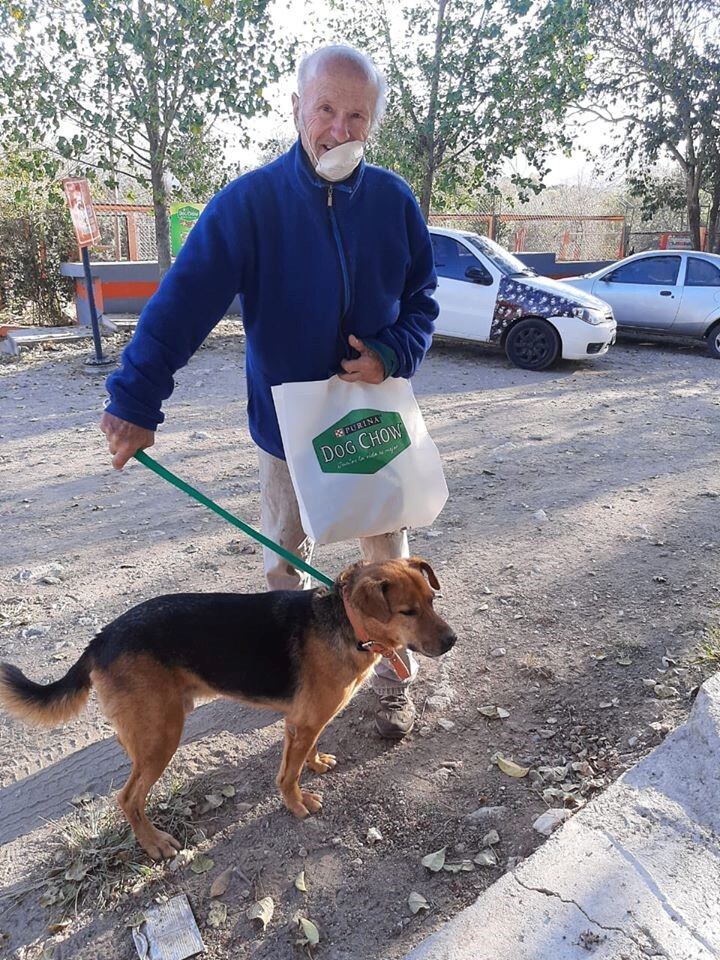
top-left (62, 178), bottom-right (111, 367)
top-left (170, 203), bottom-right (205, 256)
top-left (63, 178), bottom-right (101, 248)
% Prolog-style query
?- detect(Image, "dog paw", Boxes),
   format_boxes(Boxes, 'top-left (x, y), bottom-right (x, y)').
top-left (143, 829), bottom-right (181, 860)
top-left (307, 752), bottom-right (337, 773)
top-left (301, 790), bottom-right (323, 814)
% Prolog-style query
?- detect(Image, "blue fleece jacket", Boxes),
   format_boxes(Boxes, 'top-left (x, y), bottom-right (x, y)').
top-left (105, 139), bottom-right (439, 459)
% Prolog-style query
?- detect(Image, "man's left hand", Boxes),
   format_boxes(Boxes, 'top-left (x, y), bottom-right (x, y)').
top-left (339, 334), bottom-right (385, 384)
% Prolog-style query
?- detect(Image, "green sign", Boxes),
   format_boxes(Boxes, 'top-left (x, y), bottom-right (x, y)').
top-left (313, 409), bottom-right (411, 475)
top-left (170, 202), bottom-right (205, 256)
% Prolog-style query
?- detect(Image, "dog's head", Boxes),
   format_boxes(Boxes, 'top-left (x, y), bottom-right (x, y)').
top-left (339, 557), bottom-right (456, 658)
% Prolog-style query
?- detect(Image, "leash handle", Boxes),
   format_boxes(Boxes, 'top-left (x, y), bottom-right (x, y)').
top-left (133, 449), bottom-right (335, 588)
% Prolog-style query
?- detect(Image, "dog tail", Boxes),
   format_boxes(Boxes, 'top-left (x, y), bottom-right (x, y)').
top-left (0, 650), bottom-right (93, 727)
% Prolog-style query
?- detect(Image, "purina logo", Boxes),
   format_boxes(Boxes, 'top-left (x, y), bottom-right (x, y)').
top-left (313, 409), bottom-right (410, 474)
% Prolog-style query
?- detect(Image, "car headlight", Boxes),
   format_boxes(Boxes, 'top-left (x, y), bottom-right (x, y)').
top-left (572, 306), bottom-right (605, 325)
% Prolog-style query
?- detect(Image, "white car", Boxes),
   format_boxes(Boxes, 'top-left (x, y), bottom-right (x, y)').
top-left (559, 250), bottom-right (720, 358)
top-left (429, 228), bottom-right (616, 370)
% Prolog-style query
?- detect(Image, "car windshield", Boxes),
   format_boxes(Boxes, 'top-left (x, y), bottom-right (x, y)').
top-left (464, 234), bottom-right (536, 277)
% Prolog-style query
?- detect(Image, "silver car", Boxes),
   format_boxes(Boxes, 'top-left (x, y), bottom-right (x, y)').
top-left (560, 250), bottom-right (720, 358)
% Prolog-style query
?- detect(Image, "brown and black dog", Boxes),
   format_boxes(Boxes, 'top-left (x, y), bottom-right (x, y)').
top-left (0, 557), bottom-right (456, 859)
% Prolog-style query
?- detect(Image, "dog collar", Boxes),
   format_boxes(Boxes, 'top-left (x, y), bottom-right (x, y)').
top-left (341, 593), bottom-right (411, 682)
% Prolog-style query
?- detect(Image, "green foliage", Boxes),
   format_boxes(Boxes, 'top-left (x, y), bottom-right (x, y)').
top-left (333, 0), bottom-right (591, 217)
top-left (586, 0), bottom-right (720, 249)
top-left (0, 0), bottom-right (291, 271)
top-left (0, 149), bottom-right (75, 325)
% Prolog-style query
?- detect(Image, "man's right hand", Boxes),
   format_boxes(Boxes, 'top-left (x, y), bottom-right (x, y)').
top-left (100, 412), bottom-right (155, 471)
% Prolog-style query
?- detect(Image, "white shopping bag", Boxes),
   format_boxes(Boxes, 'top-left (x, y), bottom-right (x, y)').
top-left (272, 376), bottom-right (448, 545)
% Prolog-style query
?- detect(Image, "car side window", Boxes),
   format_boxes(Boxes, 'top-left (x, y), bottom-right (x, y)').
top-left (606, 256), bottom-right (681, 285)
top-left (686, 257), bottom-right (720, 287)
top-left (431, 235), bottom-right (490, 283)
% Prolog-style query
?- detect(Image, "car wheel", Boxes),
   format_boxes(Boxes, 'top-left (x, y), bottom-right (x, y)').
top-left (505, 318), bottom-right (561, 371)
top-left (707, 322), bottom-right (720, 359)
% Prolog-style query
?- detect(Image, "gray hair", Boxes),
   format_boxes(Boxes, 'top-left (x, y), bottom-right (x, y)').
top-left (297, 44), bottom-right (387, 130)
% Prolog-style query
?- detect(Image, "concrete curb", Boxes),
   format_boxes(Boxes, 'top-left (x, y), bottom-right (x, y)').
top-left (405, 674), bottom-right (720, 960)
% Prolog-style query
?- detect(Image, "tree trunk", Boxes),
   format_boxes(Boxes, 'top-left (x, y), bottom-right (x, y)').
top-left (685, 163), bottom-right (703, 250)
top-left (150, 157), bottom-right (172, 277)
top-left (708, 156), bottom-right (720, 254)
top-left (138, 0), bottom-right (171, 278)
top-left (418, 0), bottom-right (448, 221)
top-left (419, 160), bottom-right (435, 222)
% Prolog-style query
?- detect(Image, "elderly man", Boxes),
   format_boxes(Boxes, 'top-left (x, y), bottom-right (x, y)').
top-left (100, 44), bottom-right (439, 739)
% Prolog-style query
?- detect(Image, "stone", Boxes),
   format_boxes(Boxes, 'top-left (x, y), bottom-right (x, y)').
top-left (532, 808), bottom-right (569, 836)
top-left (465, 805), bottom-right (508, 824)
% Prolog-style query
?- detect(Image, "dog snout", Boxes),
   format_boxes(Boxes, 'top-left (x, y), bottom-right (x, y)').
top-left (441, 632), bottom-right (457, 653)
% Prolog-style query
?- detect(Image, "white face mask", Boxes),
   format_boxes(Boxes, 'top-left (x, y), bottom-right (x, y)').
top-left (297, 102), bottom-right (365, 182)
top-left (313, 139), bottom-right (364, 182)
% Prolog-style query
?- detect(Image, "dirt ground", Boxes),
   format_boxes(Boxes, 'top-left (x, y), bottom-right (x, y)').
top-left (1, 323), bottom-right (719, 960)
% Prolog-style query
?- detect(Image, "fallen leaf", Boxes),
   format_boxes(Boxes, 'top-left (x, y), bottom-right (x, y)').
top-left (125, 911), bottom-right (146, 928)
top-left (496, 755), bottom-right (529, 778)
top-left (616, 657), bottom-right (632, 666)
top-left (408, 891), bottom-right (430, 914)
top-left (203, 793), bottom-right (224, 809)
top-left (437, 718), bottom-right (455, 731)
top-left (478, 704), bottom-right (509, 719)
top-left (298, 916), bottom-right (320, 945)
top-left (210, 867), bottom-right (233, 898)
top-left (295, 870), bottom-right (307, 892)
top-left (190, 854), bottom-right (214, 874)
top-left (64, 862), bottom-right (89, 882)
top-left (474, 848), bottom-right (497, 866)
top-left (247, 896), bottom-right (274, 930)
top-left (421, 847), bottom-right (446, 872)
top-left (70, 792), bottom-right (94, 806)
top-left (208, 901), bottom-right (227, 928)
top-left (220, 785), bottom-right (236, 798)
top-left (169, 848), bottom-right (195, 872)
top-left (443, 860), bottom-right (474, 873)
top-left (481, 829), bottom-right (500, 847)
top-left (40, 946), bottom-right (55, 960)
top-left (46, 921), bottom-right (70, 934)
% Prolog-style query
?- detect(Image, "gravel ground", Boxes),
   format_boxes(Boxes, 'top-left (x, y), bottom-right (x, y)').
top-left (0, 324), bottom-right (718, 960)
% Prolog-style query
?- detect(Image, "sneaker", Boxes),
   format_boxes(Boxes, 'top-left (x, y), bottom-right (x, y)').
top-left (374, 689), bottom-right (416, 739)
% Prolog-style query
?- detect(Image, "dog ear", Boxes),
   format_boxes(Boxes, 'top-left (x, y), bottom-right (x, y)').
top-left (351, 576), bottom-right (392, 622)
top-left (337, 560), bottom-right (363, 593)
top-left (407, 557), bottom-right (440, 590)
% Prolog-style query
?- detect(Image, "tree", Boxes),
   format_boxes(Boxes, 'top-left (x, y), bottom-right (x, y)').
top-left (332, 0), bottom-right (591, 219)
top-left (0, 148), bottom-right (75, 324)
top-left (584, 0), bottom-right (720, 250)
top-left (0, 0), bottom-right (289, 275)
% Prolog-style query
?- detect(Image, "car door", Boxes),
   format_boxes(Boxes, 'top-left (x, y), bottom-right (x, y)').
top-left (431, 234), bottom-right (499, 341)
top-left (592, 255), bottom-right (682, 329)
top-left (674, 256), bottom-right (720, 336)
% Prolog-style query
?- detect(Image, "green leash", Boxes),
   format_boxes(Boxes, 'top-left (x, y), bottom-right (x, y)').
top-left (133, 449), bottom-right (335, 588)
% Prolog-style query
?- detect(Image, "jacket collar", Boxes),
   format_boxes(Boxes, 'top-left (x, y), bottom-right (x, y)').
top-left (290, 137), bottom-right (366, 200)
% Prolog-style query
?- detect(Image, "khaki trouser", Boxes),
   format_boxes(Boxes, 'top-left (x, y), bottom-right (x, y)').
top-left (258, 449), bottom-right (418, 690)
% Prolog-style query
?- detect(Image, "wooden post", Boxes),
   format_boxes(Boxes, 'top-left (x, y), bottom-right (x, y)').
top-left (127, 212), bottom-right (139, 261)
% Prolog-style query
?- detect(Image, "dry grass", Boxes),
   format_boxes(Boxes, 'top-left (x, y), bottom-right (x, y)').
top-left (695, 624), bottom-right (720, 670)
top-left (28, 772), bottom-right (236, 920)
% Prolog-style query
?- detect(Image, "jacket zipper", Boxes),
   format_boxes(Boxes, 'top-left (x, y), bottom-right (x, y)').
top-left (327, 186), bottom-right (352, 355)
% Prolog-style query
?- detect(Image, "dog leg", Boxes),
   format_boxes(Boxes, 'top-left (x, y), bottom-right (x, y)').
top-left (276, 719), bottom-right (324, 818)
top-left (305, 734), bottom-right (337, 774)
top-left (115, 701), bottom-right (185, 859)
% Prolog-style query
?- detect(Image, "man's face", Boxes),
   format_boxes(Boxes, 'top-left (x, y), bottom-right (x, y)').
top-left (292, 61), bottom-right (376, 163)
